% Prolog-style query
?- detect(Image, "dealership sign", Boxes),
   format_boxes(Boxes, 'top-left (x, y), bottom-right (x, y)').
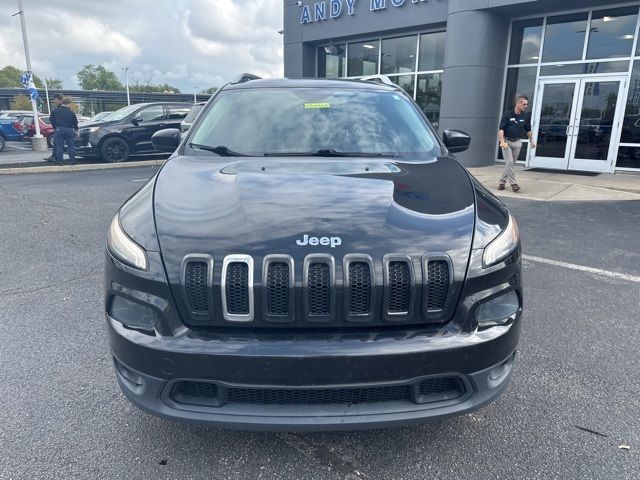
top-left (300, 0), bottom-right (427, 24)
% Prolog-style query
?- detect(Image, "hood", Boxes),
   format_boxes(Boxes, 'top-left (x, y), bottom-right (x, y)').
top-left (154, 155), bottom-right (477, 327)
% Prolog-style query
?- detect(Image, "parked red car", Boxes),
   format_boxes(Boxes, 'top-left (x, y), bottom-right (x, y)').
top-left (20, 114), bottom-right (55, 148)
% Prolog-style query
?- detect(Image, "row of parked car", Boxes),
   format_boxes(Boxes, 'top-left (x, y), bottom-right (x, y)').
top-left (0, 101), bottom-right (206, 160)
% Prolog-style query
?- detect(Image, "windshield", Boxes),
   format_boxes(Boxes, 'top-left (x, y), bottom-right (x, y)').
top-left (189, 88), bottom-right (440, 158)
top-left (100, 104), bottom-right (140, 122)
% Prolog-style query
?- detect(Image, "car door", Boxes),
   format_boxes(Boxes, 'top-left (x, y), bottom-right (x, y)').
top-left (129, 105), bottom-right (167, 153)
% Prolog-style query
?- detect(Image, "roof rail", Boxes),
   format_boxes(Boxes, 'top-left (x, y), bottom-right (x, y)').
top-left (232, 73), bottom-right (262, 84)
top-left (360, 75), bottom-right (397, 88)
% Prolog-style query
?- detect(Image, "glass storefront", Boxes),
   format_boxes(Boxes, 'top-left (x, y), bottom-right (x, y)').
top-left (317, 31), bottom-right (445, 129)
top-left (505, 5), bottom-right (640, 170)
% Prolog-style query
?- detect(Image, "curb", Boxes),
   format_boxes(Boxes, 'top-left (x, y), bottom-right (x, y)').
top-left (0, 159), bottom-right (167, 175)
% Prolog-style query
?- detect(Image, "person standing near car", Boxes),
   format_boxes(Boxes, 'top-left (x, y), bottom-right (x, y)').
top-left (49, 96), bottom-right (78, 165)
top-left (497, 95), bottom-right (536, 192)
top-left (43, 93), bottom-right (64, 162)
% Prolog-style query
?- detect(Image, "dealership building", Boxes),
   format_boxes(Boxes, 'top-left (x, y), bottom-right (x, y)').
top-left (283, 0), bottom-right (640, 172)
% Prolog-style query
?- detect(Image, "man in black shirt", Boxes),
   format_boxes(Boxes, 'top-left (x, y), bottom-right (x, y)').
top-left (497, 95), bottom-right (536, 192)
top-left (50, 96), bottom-right (78, 165)
top-left (43, 93), bottom-right (63, 162)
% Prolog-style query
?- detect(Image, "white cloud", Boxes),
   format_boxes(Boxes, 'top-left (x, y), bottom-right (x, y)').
top-left (0, 0), bottom-right (283, 91)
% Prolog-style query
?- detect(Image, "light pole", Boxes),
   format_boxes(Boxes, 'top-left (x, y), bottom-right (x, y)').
top-left (44, 78), bottom-right (51, 114)
top-left (123, 67), bottom-right (131, 106)
top-left (193, 85), bottom-right (198, 104)
top-left (15, 0), bottom-right (46, 151)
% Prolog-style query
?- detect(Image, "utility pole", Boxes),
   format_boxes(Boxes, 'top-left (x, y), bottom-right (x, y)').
top-left (15, 0), bottom-right (46, 150)
top-left (123, 67), bottom-right (131, 106)
top-left (193, 85), bottom-right (198, 104)
top-left (44, 78), bottom-right (51, 114)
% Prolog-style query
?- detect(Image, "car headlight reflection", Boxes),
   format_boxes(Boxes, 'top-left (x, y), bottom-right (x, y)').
top-left (483, 214), bottom-right (519, 267)
top-left (89, 126), bottom-right (100, 133)
top-left (476, 290), bottom-right (519, 327)
top-left (107, 214), bottom-right (148, 270)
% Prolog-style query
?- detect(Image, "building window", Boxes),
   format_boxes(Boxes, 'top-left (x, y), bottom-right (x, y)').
top-left (509, 18), bottom-right (543, 65)
top-left (503, 67), bottom-right (537, 114)
top-left (381, 36), bottom-right (417, 74)
top-left (587, 7), bottom-right (638, 60)
top-left (416, 73), bottom-right (442, 130)
top-left (617, 146), bottom-right (640, 168)
top-left (318, 44), bottom-right (346, 78)
top-left (621, 63), bottom-right (640, 144)
top-left (418, 31), bottom-right (445, 71)
top-left (389, 75), bottom-right (415, 96)
top-left (542, 13), bottom-right (589, 63)
top-left (347, 41), bottom-right (379, 77)
top-left (540, 60), bottom-right (629, 76)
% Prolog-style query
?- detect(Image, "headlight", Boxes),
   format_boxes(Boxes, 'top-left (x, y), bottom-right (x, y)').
top-left (483, 215), bottom-right (519, 267)
top-left (89, 126), bottom-right (100, 133)
top-left (107, 214), bottom-right (148, 270)
top-left (476, 290), bottom-right (519, 327)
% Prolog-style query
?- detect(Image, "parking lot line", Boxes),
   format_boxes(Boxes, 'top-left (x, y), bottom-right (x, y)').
top-left (523, 254), bottom-right (640, 283)
top-left (7, 144), bottom-right (31, 150)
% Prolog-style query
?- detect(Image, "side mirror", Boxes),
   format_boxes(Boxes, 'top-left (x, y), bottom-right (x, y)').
top-left (131, 116), bottom-right (143, 126)
top-left (443, 129), bottom-right (471, 153)
top-left (152, 128), bottom-right (180, 153)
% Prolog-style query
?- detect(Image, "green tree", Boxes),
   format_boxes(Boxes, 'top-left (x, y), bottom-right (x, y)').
top-left (10, 94), bottom-right (32, 110)
top-left (129, 80), bottom-right (181, 94)
top-left (0, 65), bottom-right (44, 88)
top-left (44, 78), bottom-right (63, 89)
top-left (76, 64), bottom-right (123, 91)
top-left (200, 87), bottom-right (218, 95)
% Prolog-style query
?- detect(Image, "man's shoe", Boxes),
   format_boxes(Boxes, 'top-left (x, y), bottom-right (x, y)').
top-left (498, 182), bottom-right (506, 190)
top-left (43, 156), bottom-right (54, 161)
top-left (512, 184), bottom-right (521, 192)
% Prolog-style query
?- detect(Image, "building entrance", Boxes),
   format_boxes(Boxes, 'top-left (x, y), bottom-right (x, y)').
top-left (529, 75), bottom-right (628, 173)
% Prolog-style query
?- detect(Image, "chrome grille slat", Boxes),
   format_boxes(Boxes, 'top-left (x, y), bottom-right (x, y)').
top-left (221, 255), bottom-right (254, 322)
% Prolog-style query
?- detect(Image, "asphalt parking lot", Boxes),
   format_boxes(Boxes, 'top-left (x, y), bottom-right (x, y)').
top-left (0, 140), bottom-right (167, 167)
top-left (0, 167), bottom-right (639, 479)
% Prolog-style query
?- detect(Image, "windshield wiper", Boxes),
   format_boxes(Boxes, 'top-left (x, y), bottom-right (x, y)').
top-left (189, 143), bottom-right (251, 156)
top-left (263, 149), bottom-right (396, 157)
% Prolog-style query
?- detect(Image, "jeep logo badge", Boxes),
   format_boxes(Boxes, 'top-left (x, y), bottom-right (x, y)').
top-left (296, 234), bottom-right (342, 248)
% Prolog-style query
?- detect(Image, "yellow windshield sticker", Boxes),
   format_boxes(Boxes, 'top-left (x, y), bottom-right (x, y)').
top-left (303, 103), bottom-right (331, 109)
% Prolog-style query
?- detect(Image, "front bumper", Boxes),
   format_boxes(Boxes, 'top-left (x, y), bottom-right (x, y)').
top-left (107, 314), bottom-right (520, 431)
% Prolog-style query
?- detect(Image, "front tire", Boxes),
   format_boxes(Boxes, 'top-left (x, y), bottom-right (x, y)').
top-left (0, 135), bottom-right (5, 152)
top-left (100, 137), bottom-right (130, 163)
top-left (47, 135), bottom-right (54, 148)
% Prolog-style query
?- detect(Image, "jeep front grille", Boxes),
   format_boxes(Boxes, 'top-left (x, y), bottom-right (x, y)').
top-left (182, 253), bottom-right (453, 327)
top-left (426, 260), bottom-right (450, 311)
top-left (266, 262), bottom-right (290, 316)
top-left (307, 263), bottom-right (331, 315)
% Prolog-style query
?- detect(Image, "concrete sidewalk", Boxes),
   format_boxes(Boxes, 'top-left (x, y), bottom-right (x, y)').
top-left (468, 164), bottom-right (640, 201)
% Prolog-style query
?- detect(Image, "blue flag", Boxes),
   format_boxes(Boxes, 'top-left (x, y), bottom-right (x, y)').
top-left (20, 72), bottom-right (39, 101)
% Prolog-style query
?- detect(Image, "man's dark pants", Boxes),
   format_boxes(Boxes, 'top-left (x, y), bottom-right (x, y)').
top-left (54, 127), bottom-right (76, 164)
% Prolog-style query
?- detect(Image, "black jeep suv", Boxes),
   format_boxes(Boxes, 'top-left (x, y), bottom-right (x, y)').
top-left (76, 102), bottom-right (191, 162)
top-left (104, 77), bottom-right (523, 430)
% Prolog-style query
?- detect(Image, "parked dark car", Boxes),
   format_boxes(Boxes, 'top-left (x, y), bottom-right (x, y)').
top-left (105, 77), bottom-right (523, 431)
top-left (0, 117), bottom-right (24, 151)
top-left (76, 102), bottom-right (191, 162)
top-left (180, 102), bottom-right (206, 132)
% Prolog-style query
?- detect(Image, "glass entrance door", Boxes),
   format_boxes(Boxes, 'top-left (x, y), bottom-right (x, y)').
top-left (529, 76), bottom-right (626, 172)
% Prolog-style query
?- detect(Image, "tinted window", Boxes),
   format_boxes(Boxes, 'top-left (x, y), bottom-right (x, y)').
top-left (166, 104), bottom-right (191, 120)
top-left (509, 18), bottom-right (543, 64)
top-left (347, 41), bottom-right (379, 76)
top-left (102, 104), bottom-right (140, 122)
top-left (503, 67), bottom-right (537, 114)
top-left (190, 88), bottom-right (439, 158)
top-left (542, 13), bottom-right (589, 62)
top-left (587, 7), bottom-right (638, 59)
top-left (620, 63), bottom-right (640, 144)
top-left (418, 32), bottom-right (445, 71)
top-left (137, 106), bottom-right (165, 122)
top-left (381, 36), bottom-right (417, 74)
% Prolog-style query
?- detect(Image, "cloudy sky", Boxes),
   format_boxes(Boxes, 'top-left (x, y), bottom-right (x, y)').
top-left (0, 0), bottom-right (284, 92)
